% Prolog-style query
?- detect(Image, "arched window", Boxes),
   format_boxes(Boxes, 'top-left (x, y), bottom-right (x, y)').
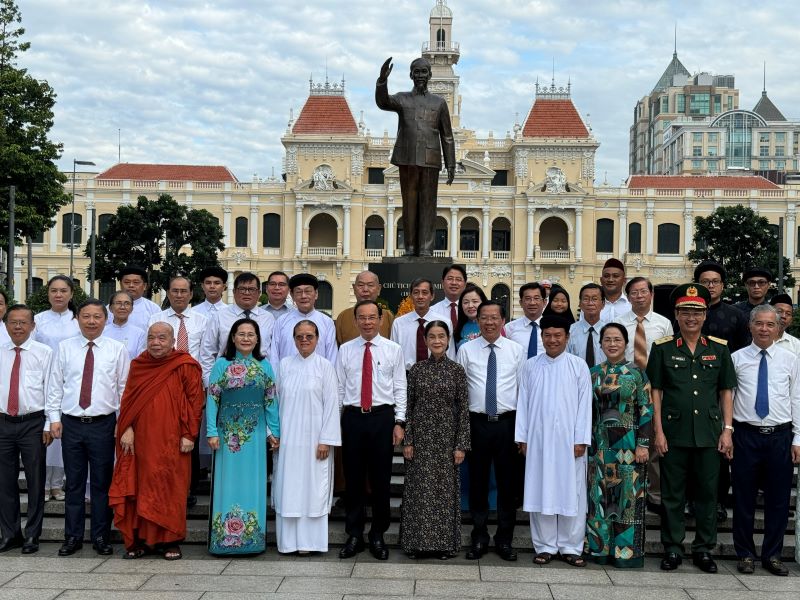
top-left (491, 284), bottom-right (511, 319)
top-left (262, 213), bottom-right (280, 248)
top-left (396, 224), bottom-right (404, 251)
top-left (26, 277), bottom-right (43, 294)
top-left (628, 222), bottom-right (642, 253)
top-left (539, 216), bottom-right (568, 251)
top-left (459, 216), bottom-right (480, 251)
top-left (657, 223), bottom-right (680, 254)
top-left (436, 28), bottom-right (446, 49)
top-left (235, 217), bottom-right (248, 247)
top-left (595, 218), bottom-right (614, 253)
top-left (308, 213), bottom-right (338, 248)
top-left (62, 213), bottom-right (83, 244)
top-left (435, 216), bottom-right (448, 251)
top-left (364, 215), bottom-right (385, 250)
top-left (491, 217), bottom-right (511, 252)
top-left (317, 281), bottom-right (333, 315)
top-left (98, 213), bottom-right (114, 236)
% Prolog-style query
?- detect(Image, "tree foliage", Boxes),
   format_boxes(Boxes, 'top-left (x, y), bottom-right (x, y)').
top-left (89, 193), bottom-right (225, 296)
top-left (0, 0), bottom-right (70, 247)
top-left (687, 205), bottom-right (794, 302)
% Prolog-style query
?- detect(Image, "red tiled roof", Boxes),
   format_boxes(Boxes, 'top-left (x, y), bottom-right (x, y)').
top-left (628, 175), bottom-right (780, 190)
top-left (293, 96), bottom-right (358, 135)
top-left (522, 99), bottom-right (589, 138)
top-left (96, 164), bottom-right (238, 182)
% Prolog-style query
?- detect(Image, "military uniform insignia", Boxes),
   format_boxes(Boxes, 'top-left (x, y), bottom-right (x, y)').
top-left (700, 336), bottom-right (708, 346)
top-left (654, 335), bottom-right (673, 345)
top-left (675, 338), bottom-right (683, 348)
top-left (670, 355), bottom-right (687, 362)
top-left (707, 335), bottom-right (728, 345)
top-left (686, 286), bottom-right (698, 297)
top-left (701, 355), bottom-right (717, 361)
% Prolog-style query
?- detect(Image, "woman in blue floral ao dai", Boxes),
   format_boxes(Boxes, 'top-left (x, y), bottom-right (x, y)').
top-left (206, 318), bottom-right (280, 555)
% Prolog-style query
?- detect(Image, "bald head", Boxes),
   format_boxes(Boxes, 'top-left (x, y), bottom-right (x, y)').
top-left (147, 322), bottom-right (175, 359)
top-left (353, 270), bottom-right (381, 302)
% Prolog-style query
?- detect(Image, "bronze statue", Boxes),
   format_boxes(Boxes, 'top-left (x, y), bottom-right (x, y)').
top-left (376, 57), bottom-right (456, 257)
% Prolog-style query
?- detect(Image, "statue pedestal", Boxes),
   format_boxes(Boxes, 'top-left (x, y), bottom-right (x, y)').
top-left (370, 257), bottom-right (464, 312)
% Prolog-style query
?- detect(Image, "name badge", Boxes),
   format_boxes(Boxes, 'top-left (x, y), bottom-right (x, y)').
top-left (701, 355), bottom-right (717, 361)
top-left (670, 355), bottom-right (687, 362)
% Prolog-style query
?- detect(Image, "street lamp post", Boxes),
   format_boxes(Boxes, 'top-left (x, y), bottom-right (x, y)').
top-left (70, 159), bottom-right (96, 280)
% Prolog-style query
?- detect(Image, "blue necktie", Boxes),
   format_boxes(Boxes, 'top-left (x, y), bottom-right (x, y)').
top-left (755, 349), bottom-right (769, 419)
top-left (527, 322), bottom-right (538, 359)
top-left (486, 343), bottom-right (497, 417)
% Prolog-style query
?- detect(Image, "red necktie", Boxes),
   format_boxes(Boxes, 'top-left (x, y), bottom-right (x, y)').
top-left (79, 341), bottom-right (95, 410)
top-left (176, 314), bottom-right (189, 352)
top-left (7, 347), bottom-right (21, 417)
top-left (361, 341), bottom-right (373, 411)
top-left (416, 318), bottom-right (427, 362)
top-left (449, 302), bottom-right (458, 333)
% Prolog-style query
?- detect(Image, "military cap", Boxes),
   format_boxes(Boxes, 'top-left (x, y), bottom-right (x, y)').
top-left (693, 260), bottom-right (726, 284)
top-left (770, 293), bottom-right (793, 307)
top-left (540, 315), bottom-right (571, 333)
top-left (198, 266), bottom-right (228, 282)
top-left (670, 283), bottom-right (711, 309)
top-left (289, 273), bottom-right (319, 290)
top-left (742, 266), bottom-right (773, 282)
top-left (117, 265), bottom-right (148, 282)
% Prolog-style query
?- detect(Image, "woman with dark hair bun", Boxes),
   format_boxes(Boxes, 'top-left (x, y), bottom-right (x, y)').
top-left (542, 285), bottom-right (576, 325)
top-left (453, 284), bottom-right (488, 349)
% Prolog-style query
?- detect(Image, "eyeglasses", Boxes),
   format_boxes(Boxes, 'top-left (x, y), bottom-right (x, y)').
top-left (111, 301), bottom-right (132, 308)
top-left (234, 332), bottom-right (257, 339)
top-left (235, 287), bottom-right (259, 293)
top-left (699, 279), bottom-right (722, 287)
top-left (7, 320), bottom-right (31, 327)
top-left (294, 334), bottom-right (316, 341)
top-left (746, 279), bottom-right (769, 287)
top-left (169, 289), bottom-right (191, 295)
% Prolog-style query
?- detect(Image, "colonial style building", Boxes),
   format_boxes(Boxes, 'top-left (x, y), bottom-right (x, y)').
top-left (10, 0), bottom-right (800, 314)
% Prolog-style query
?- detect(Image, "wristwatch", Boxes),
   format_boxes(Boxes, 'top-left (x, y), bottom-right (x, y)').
top-left (723, 424), bottom-right (734, 432)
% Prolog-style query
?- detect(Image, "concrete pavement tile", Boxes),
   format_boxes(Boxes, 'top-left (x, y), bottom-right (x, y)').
top-left (481, 565), bottom-right (612, 584)
top-left (551, 585), bottom-right (690, 600)
top-left (415, 580), bottom-right (553, 598)
top-left (685, 591), bottom-right (800, 600)
top-left (0, 557), bottom-right (104, 573)
top-left (222, 560), bottom-right (353, 577)
top-left (0, 573), bottom-right (21, 587)
top-left (343, 597), bottom-right (458, 600)
top-left (352, 563), bottom-right (479, 580)
top-left (3, 572), bottom-right (150, 590)
top-left (277, 576), bottom-right (414, 596)
top-left (606, 571), bottom-right (746, 590)
top-left (202, 594), bottom-right (342, 600)
top-left (0, 591), bottom-right (62, 600)
top-left (57, 593), bottom-right (203, 600)
top-left (140, 574), bottom-right (283, 592)
top-left (734, 577), bottom-right (800, 591)
top-left (93, 558), bottom-right (229, 574)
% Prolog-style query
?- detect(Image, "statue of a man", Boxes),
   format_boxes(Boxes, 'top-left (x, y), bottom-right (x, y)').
top-left (376, 57), bottom-right (456, 257)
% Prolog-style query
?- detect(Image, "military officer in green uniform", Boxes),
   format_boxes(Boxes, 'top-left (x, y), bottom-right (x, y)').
top-left (647, 283), bottom-right (736, 573)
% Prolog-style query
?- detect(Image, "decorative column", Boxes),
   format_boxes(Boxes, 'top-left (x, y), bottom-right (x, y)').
top-left (450, 207), bottom-right (459, 257)
top-left (294, 204), bottom-right (303, 257)
top-left (645, 203), bottom-right (655, 255)
top-left (617, 205), bottom-right (628, 257)
top-left (526, 206), bottom-right (535, 260)
top-left (683, 204), bottom-right (693, 254)
top-left (343, 205), bottom-right (351, 257)
top-left (787, 206), bottom-right (796, 261)
top-left (481, 206), bottom-right (490, 259)
top-left (574, 207), bottom-right (583, 260)
top-left (250, 201), bottom-right (259, 254)
top-left (386, 205), bottom-right (395, 257)
top-left (222, 203), bottom-right (232, 248)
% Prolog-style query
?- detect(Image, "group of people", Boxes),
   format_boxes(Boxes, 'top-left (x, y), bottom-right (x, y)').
top-left (0, 257), bottom-right (798, 576)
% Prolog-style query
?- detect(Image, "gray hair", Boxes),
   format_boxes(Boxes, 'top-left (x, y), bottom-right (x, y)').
top-left (108, 290), bottom-right (134, 305)
top-left (749, 304), bottom-right (779, 325)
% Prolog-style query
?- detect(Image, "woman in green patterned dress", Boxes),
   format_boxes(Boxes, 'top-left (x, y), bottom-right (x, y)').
top-left (586, 322), bottom-right (653, 568)
top-left (206, 319), bottom-right (280, 555)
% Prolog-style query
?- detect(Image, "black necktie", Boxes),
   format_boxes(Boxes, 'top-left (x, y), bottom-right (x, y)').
top-left (585, 326), bottom-right (595, 367)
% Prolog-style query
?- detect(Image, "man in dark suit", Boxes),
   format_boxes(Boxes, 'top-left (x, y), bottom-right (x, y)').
top-left (376, 56), bottom-right (456, 257)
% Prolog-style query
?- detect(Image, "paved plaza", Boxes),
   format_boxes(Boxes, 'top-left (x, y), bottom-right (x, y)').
top-left (0, 544), bottom-right (798, 600)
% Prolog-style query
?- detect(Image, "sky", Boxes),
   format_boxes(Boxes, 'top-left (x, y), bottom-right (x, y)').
top-left (15, 0), bottom-right (800, 186)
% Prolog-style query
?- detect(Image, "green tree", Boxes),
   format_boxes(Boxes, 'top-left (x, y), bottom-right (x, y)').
top-left (0, 0), bottom-right (70, 248)
top-left (89, 194), bottom-right (225, 296)
top-left (688, 205), bottom-right (794, 302)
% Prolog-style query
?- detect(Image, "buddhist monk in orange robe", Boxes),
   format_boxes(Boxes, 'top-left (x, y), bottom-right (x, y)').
top-left (109, 322), bottom-right (204, 560)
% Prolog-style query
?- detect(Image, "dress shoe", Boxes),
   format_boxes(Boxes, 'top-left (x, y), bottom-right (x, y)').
top-left (692, 552), bottom-right (718, 573)
top-left (369, 538), bottom-right (389, 560)
top-left (186, 495), bottom-right (198, 508)
top-left (21, 537), bottom-right (39, 554)
top-left (0, 535), bottom-right (23, 553)
top-left (58, 537), bottom-right (84, 556)
top-left (92, 536), bottom-right (113, 556)
top-left (763, 557), bottom-right (789, 576)
top-left (495, 543), bottom-right (517, 562)
top-left (465, 541), bottom-right (488, 560)
top-left (716, 503), bottom-right (728, 523)
top-left (660, 552), bottom-right (682, 571)
top-left (338, 536), bottom-right (364, 559)
top-left (646, 501), bottom-right (664, 517)
top-left (736, 556), bottom-right (755, 574)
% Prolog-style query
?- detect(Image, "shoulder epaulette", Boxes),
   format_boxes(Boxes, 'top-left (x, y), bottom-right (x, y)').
top-left (707, 335), bottom-right (728, 346)
top-left (654, 335), bottom-right (674, 345)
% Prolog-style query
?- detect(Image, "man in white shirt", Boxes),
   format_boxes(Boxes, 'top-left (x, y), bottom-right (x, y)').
top-left (431, 265), bottom-right (466, 332)
top-left (110, 266), bottom-right (161, 331)
top-left (505, 282), bottom-right (546, 359)
top-left (263, 271), bottom-right (292, 318)
top-left (770, 294), bottom-right (800, 357)
top-left (49, 299), bottom-right (129, 557)
top-left (199, 272), bottom-right (275, 387)
top-left (730, 304), bottom-right (800, 577)
top-left (270, 273), bottom-right (337, 364)
top-left (336, 300), bottom-right (406, 561)
top-left (392, 277), bottom-right (454, 369)
top-left (599, 258), bottom-right (631, 322)
top-left (567, 283), bottom-right (607, 367)
top-left (191, 266), bottom-right (228, 318)
top-left (148, 276), bottom-right (207, 361)
top-left (103, 291), bottom-right (146, 362)
top-left (457, 301), bottom-right (525, 562)
top-left (0, 305), bottom-right (53, 554)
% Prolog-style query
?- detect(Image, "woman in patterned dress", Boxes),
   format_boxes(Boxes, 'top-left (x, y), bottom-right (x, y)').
top-left (206, 318), bottom-right (280, 555)
top-left (453, 284), bottom-right (487, 350)
top-left (401, 320), bottom-right (470, 559)
top-left (586, 322), bottom-right (653, 568)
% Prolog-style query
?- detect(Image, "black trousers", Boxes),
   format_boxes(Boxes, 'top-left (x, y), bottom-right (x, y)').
top-left (0, 412), bottom-right (46, 539)
top-left (398, 165), bottom-right (439, 255)
top-left (61, 414), bottom-right (116, 540)
top-left (467, 411), bottom-right (518, 546)
top-left (731, 423), bottom-right (793, 561)
top-left (341, 406), bottom-right (394, 541)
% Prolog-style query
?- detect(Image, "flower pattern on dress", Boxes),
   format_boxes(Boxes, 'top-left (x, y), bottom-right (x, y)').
top-left (222, 412), bottom-right (258, 452)
top-left (208, 356), bottom-right (277, 409)
top-left (210, 504), bottom-right (264, 550)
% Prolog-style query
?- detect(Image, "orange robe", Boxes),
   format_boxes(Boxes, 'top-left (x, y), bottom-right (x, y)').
top-left (109, 350), bottom-right (204, 549)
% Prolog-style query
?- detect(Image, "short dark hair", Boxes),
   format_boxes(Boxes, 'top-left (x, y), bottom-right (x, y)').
top-left (579, 283), bottom-right (606, 303)
top-left (519, 282), bottom-right (546, 299)
top-left (600, 322), bottom-right (629, 345)
top-left (441, 264), bottom-right (466, 281)
top-left (223, 318), bottom-right (264, 361)
top-left (354, 299), bottom-right (383, 317)
top-left (624, 276), bottom-right (652, 296)
top-left (77, 298), bottom-right (108, 318)
top-left (410, 278), bottom-right (433, 294)
top-left (267, 271), bottom-right (289, 283)
top-left (168, 275), bottom-right (193, 291)
top-left (477, 300), bottom-right (505, 320)
top-left (5, 303), bottom-right (34, 323)
top-left (425, 319), bottom-right (451, 338)
top-left (233, 272), bottom-right (260, 290)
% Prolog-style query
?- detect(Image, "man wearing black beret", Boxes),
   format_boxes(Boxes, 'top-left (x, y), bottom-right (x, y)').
top-left (735, 267), bottom-right (772, 318)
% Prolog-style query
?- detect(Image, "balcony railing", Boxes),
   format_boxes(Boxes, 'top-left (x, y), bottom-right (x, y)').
top-left (491, 250), bottom-right (510, 260)
top-left (538, 250), bottom-right (569, 259)
top-left (459, 250), bottom-right (478, 260)
top-left (306, 247), bottom-right (339, 257)
top-left (433, 250), bottom-right (448, 257)
top-left (422, 41), bottom-right (460, 53)
top-left (365, 248), bottom-right (384, 258)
